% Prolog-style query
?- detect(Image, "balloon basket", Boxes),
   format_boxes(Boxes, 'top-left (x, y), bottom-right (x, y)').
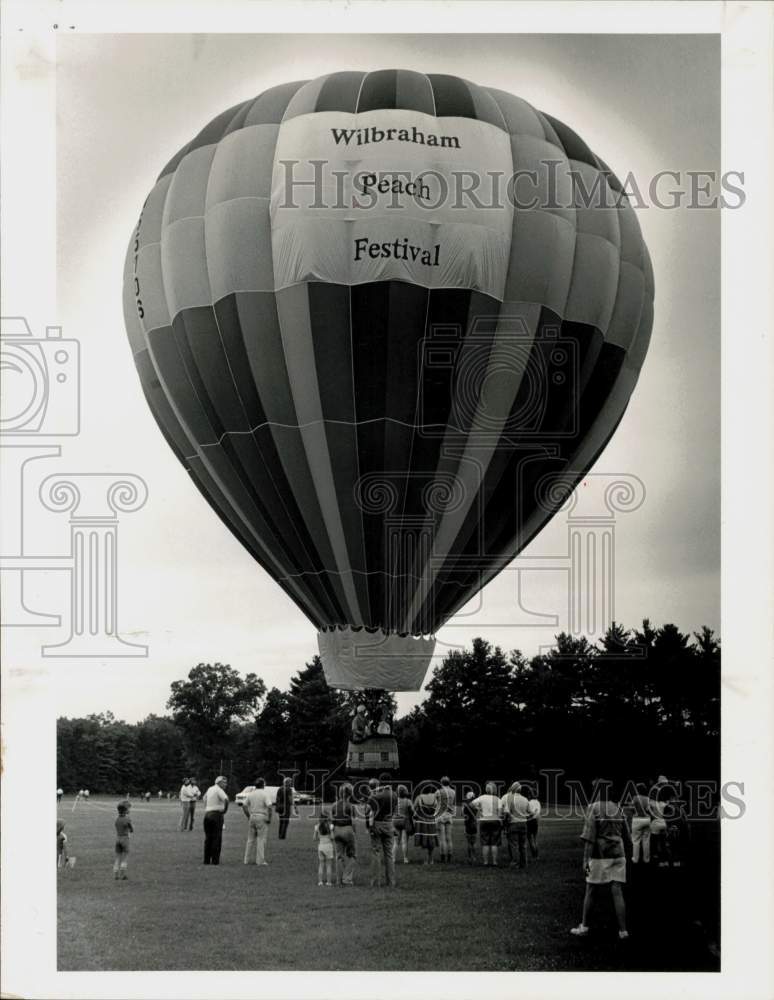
top-left (346, 736), bottom-right (399, 773)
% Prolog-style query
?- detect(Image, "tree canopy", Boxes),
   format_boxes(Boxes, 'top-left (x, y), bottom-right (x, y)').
top-left (58, 620), bottom-right (719, 797)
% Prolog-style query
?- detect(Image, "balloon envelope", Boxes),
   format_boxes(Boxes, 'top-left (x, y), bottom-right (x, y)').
top-left (123, 70), bottom-right (653, 690)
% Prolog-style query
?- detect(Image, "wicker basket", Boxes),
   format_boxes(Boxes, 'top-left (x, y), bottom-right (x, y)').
top-left (346, 736), bottom-right (400, 772)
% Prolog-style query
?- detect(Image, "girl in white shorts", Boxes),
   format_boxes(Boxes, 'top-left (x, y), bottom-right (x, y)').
top-left (314, 812), bottom-right (335, 886)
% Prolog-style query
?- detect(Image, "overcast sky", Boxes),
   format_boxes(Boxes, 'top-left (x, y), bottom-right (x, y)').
top-left (21, 32), bottom-right (720, 722)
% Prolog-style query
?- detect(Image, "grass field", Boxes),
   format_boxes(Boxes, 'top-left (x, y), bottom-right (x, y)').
top-left (57, 797), bottom-right (719, 972)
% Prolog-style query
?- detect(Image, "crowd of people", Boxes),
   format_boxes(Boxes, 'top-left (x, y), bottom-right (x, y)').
top-left (56, 771), bottom-right (691, 942)
top-left (231, 773), bottom-right (544, 885)
top-left (569, 775), bottom-right (690, 940)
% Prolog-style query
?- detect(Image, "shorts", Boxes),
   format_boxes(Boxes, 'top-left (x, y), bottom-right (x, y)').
top-left (114, 837), bottom-right (130, 856)
top-left (393, 817), bottom-right (405, 832)
top-left (479, 820), bottom-right (502, 846)
top-left (650, 818), bottom-right (667, 834)
top-left (318, 843), bottom-right (334, 861)
top-left (586, 857), bottom-right (626, 884)
top-left (437, 814), bottom-right (453, 826)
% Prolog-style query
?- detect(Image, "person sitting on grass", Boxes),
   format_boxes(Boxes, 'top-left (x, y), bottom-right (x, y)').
top-left (571, 781), bottom-right (632, 941)
top-left (113, 800), bottom-right (134, 881)
top-left (314, 810), bottom-right (335, 886)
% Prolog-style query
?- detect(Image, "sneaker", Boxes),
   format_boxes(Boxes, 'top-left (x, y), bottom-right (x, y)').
top-left (403, 858), bottom-right (409, 864)
top-left (618, 930), bottom-right (630, 940)
top-left (260, 862), bottom-right (269, 867)
top-left (570, 925), bottom-right (589, 937)
top-left (318, 881), bottom-right (324, 886)
top-left (326, 882), bottom-right (334, 886)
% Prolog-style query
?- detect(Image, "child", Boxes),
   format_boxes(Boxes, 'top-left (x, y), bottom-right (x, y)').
top-left (463, 791), bottom-right (478, 864)
top-left (393, 785), bottom-right (415, 864)
top-left (313, 811), bottom-right (335, 886)
top-left (526, 789), bottom-right (542, 861)
top-left (57, 820), bottom-right (69, 869)
top-left (113, 800), bottom-right (134, 880)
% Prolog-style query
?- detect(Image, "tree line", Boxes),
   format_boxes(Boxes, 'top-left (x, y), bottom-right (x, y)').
top-left (56, 619), bottom-right (719, 798)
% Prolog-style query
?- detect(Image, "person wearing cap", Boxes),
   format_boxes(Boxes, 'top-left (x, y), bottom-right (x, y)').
top-left (366, 773), bottom-right (397, 887)
top-left (462, 791), bottom-right (479, 864)
top-left (435, 777), bottom-right (457, 862)
top-left (202, 776), bottom-right (229, 865)
top-left (501, 781), bottom-right (531, 869)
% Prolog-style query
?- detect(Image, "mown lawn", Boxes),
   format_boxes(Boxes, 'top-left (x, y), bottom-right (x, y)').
top-left (57, 798), bottom-right (719, 972)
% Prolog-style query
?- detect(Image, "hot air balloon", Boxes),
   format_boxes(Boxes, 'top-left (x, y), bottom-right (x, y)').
top-left (123, 70), bottom-right (653, 725)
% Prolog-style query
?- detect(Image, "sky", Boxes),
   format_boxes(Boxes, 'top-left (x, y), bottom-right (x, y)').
top-left (8, 32), bottom-right (720, 722)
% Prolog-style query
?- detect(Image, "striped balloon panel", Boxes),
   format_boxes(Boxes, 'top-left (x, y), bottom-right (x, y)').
top-left (124, 69), bottom-right (653, 636)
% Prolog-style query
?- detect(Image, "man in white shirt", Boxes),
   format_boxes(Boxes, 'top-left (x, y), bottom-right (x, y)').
top-left (501, 781), bottom-right (531, 869)
top-left (179, 778), bottom-right (198, 831)
top-left (242, 778), bottom-right (273, 866)
top-left (202, 776), bottom-right (229, 865)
